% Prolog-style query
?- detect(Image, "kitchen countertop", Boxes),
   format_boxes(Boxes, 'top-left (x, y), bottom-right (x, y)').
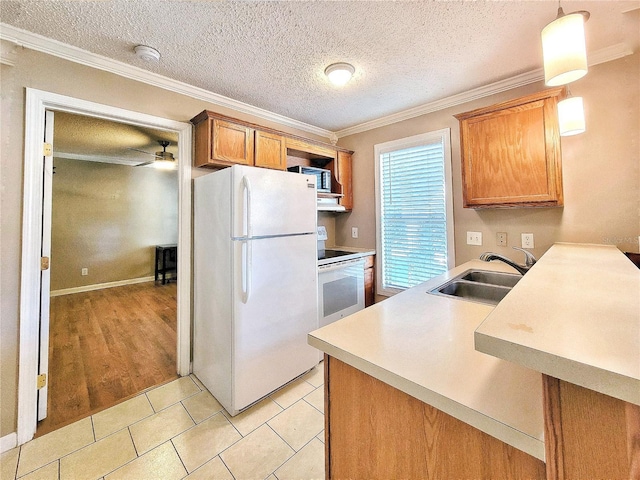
top-left (317, 246), bottom-right (375, 266)
top-left (475, 243), bottom-right (640, 406)
top-left (308, 259), bottom-right (545, 460)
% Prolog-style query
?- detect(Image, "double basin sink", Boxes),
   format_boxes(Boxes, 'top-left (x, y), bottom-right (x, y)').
top-left (429, 269), bottom-right (522, 306)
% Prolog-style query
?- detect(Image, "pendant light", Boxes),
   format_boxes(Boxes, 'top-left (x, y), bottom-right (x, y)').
top-left (558, 89), bottom-right (586, 136)
top-left (541, 3), bottom-right (590, 86)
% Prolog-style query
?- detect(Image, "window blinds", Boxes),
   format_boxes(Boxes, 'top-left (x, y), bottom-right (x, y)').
top-left (379, 139), bottom-right (448, 291)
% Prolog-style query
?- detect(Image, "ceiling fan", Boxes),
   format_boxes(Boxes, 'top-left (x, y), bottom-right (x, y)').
top-left (128, 140), bottom-right (176, 167)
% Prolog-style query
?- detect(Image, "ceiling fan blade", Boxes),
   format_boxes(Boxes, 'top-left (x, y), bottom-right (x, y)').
top-left (135, 160), bottom-right (155, 167)
top-left (126, 147), bottom-right (157, 156)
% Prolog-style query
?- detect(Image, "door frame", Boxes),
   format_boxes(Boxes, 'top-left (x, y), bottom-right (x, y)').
top-left (17, 88), bottom-right (193, 445)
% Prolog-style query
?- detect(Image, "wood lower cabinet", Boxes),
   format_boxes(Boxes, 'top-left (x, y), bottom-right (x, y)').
top-left (363, 254), bottom-right (374, 307)
top-left (455, 87), bottom-right (565, 208)
top-left (255, 130), bottom-right (286, 170)
top-left (543, 375), bottom-right (640, 480)
top-left (324, 356), bottom-right (546, 479)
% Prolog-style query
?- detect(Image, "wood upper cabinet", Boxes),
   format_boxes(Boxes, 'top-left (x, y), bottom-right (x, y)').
top-left (335, 151), bottom-right (353, 211)
top-left (193, 114), bottom-right (254, 168)
top-left (455, 87), bottom-right (565, 208)
top-left (254, 130), bottom-right (286, 170)
top-left (192, 110), bottom-right (355, 209)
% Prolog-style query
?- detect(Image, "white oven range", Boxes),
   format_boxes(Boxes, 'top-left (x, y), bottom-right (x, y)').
top-left (317, 253), bottom-right (365, 328)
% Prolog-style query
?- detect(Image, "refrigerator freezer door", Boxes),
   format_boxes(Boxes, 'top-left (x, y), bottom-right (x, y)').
top-left (232, 233), bottom-right (318, 413)
top-left (231, 165), bottom-right (317, 238)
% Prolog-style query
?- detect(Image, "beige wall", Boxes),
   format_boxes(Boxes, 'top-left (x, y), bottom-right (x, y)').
top-left (335, 54), bottom-right (640, 269)
top-left (1, 44), bottom-right (638, 439)
top-left (0, 48), bottom-right (329, 437)
top-left (51, 158), bottom-right (178, 291)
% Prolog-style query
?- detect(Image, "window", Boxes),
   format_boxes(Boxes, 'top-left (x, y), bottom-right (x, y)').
top-left (374, 129), bottom-right (454, 296)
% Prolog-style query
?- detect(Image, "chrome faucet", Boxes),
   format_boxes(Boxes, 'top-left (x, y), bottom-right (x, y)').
top-left (480, 247), bottom-right (537, 275)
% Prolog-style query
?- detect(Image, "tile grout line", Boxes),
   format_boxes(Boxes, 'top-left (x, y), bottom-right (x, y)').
top-left (13, 444), bottom-right (22, 480)
top-left (218, 454), bottom-right (237, 480)
top-left (127, 426), bottom-right (139, 458)
top-left (264, 424), bottom-right (298, 477)
top-left (168, 439), bottom-right (188, 476)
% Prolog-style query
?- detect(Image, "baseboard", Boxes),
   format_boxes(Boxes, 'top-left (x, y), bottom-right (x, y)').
top-left (1, 432), bottom-right (17, 453)
top-left (50, 275), bottom-right (174, 297)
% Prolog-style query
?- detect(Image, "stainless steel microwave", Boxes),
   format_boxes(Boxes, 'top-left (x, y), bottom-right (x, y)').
top-left (287, 166), bottom-right (332, 193)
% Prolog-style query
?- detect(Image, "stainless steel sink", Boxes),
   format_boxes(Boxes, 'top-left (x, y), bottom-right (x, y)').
top-left (459, 270), bottom-right (521, 288)
top-left (428, 269), bottom-right (521, 305)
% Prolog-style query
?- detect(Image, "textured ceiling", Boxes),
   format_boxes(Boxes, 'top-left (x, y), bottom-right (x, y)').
top-left (2, 1), bottom-right (639, 131)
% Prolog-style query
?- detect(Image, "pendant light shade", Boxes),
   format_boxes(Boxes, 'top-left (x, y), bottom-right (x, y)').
top-left (558, 95), bottom-right (586, 136)
top-left (541, 7), bottom-right (589, 86)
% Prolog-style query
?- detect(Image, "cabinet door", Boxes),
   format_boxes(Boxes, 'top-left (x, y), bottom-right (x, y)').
top-left (456, 88), bottom-right (564, 208)
top-left (255, 130), bottom-right (286, 170)
top-left (336, 151), bottom-right (353, 211)
top-left (213, 119), bottom-right (254, 166)
top-left (363, 254), bottom-right (375, 307)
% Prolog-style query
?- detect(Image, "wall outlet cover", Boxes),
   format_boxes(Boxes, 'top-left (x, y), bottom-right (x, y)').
top-left (496, 232), bottom-right (507, 247)
top-left (351, 227), bottom-right (359, 239)
top-left (521, 233), bottom-right (535, 249)
top-left (81, 268), bottom-right (88, 276)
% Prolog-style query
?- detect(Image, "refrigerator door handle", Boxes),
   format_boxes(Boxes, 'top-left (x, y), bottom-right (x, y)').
top-left (241, 240), bottom-right (252, 303)
top-left (242, 175), bottom-right (252, 238)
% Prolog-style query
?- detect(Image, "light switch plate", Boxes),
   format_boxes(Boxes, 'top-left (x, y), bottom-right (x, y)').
top-left (521, 233), bottom-right (535, 249)
top-left (467, 231), bottom-right (482, 246)
top-left (351, 227), bottom-right (359, 238)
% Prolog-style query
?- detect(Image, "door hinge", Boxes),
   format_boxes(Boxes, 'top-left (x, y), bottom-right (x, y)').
top-left (37, 373), bottom-right (47, 390)
top-left (43, 143), bottom-right (53, 156)
top-left (41, 257), bottom-right (50, 271)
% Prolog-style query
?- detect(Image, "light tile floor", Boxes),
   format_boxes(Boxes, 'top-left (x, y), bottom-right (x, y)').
top-left (1, 363), bottom-right (325, 480)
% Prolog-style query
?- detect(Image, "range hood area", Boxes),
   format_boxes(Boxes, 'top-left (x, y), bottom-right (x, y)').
top-left (317, 194), bottom-right (346, 212)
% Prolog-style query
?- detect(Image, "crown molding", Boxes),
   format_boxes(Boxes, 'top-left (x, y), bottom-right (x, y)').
top-left (335, 43), bottom-right (634, 138)
top-left (0, 23), bottom-right (333, 140)
top-left (1, 24), bottom-right (632, 141)
top-left (1, 38), bottom-right (19, 66)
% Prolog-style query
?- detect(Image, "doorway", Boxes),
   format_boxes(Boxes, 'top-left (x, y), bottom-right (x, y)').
top-left (35, 111), bottom-right (182, 436)
top-left (18, 88), bottom-right (192, 446)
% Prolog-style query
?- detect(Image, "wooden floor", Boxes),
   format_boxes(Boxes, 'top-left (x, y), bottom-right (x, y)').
top-left (37, 281), bottom-right (178, 437)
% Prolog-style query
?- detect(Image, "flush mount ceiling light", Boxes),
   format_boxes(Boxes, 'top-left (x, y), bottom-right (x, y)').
top-left (541, 3), bottom-right (590, 86)
top-left (558, 90), bottom-right (586, 136)
top-left (134, 45), bottom-right (161, 63)
top-left (325, 63), bottom-right (355, 86)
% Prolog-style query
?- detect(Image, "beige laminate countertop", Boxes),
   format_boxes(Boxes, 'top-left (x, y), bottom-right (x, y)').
top-left (475, 243), bottom-right (640, 406)
top-left (308, 259), bottom-right (545, 461)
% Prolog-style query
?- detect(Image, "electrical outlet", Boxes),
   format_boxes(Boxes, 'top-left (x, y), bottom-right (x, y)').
top-left (81, 268), bottom-right (88, 276)
top-left (351, 227), bottom-right (358, 239)
top-left (496, 232), bottom-right (507, 247)
top-left (521, 233), bottom-right (535, 249)
top-left (466, 231), bottom-right (482, 246)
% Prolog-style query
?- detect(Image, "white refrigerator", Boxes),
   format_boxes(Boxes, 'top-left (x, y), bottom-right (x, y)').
top-left (194, 165), bottom-right (319, 416)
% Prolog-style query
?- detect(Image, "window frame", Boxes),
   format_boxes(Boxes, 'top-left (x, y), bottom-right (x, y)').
top-left (374, 128), bottom-right (455, 297)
